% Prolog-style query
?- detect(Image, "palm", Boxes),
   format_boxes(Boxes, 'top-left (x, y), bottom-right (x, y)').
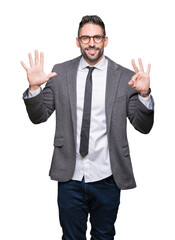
top-left (21, 50), bottom-right (57, 91)
top-left (27, 64), bottom-right (48, 86)
top-left (129, 58), bottom-right (151, 95)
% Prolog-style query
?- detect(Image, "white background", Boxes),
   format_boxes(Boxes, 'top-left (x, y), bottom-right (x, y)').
top-left (0, 0), bottom-right (175, 239)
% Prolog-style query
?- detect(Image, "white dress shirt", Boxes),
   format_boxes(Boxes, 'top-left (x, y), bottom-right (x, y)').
top-left (72, 57), bottom-right (112, 182)
top-left (26, 56), bottom-right (153, 183)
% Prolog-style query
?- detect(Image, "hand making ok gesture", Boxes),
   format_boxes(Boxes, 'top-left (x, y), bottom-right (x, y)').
top-left (21, 50), bottom-right (57, 91)
top-left (129, 58), bottom-right (151, 96)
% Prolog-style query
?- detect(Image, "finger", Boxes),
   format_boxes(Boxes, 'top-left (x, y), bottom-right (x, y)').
top-left (21, 61), bottom-right (29, 71)
top-left (138, 58), bottom-right (144, 72)
top-left (128, 79), bottom-right (134, 86)
top-left (28, 53), bottom-right (34, 67)
top-left (128, 80), bottom-right (136, 89)
top-left (131, 72), bottom-right (141, 82)
top-left (35, 50), bottom-right (39, 65)
top-left (47, 72), bottom-right (57, 80)
top-left (147, 64), bottom-right (151, 75)
top-left (129, 73), bottom-right (138, 86)
top-left (131, 59), bottom-right (139, 73)
top-left (40, 52), bottom-right (44, 66)
top-left (130, 72), bottom-right (142, 88)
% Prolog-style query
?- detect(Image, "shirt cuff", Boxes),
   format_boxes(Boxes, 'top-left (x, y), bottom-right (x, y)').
top-left (27, 87), bottom-right (41, 98)
top-left (138, 94), bottom-right (153, 110)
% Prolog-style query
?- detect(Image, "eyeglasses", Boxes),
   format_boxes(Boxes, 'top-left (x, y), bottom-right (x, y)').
top-left (79, 35), bottom-right (105, 44)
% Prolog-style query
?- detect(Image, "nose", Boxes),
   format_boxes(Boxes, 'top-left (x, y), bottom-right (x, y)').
top-left (89, 37), bottom-right (95, 46)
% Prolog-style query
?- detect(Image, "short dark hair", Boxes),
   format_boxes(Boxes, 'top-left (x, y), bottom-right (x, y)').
top-left (78, 15), bottom-right (106, 37)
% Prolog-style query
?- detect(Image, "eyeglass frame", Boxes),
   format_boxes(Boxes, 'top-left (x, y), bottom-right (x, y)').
top-left (78, 35), bottom-right (105, 44)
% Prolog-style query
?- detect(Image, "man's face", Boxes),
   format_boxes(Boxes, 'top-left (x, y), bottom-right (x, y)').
top-left (76, 23), bottom-right (108, 65)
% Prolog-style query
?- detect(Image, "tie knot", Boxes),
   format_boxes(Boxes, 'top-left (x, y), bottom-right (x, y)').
top-left (87, 66), bottom-right (95, 73)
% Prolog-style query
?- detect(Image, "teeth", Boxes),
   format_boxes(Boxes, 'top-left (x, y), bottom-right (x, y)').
top-left (88, 49), bottom-right (96, 54)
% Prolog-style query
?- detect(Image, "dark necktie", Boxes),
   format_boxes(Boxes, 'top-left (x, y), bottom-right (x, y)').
top-left (79, 66), bottom-right (95, 158)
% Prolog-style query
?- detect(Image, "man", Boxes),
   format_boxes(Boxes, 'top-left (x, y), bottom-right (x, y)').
top-left (21, 15), bottom-right (154, 240)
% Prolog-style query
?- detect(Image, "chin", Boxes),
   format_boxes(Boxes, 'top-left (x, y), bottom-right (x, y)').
top-left (87, 54), bottom-right (101, 63)
top-left (82, 50), bottom-right (103, 64)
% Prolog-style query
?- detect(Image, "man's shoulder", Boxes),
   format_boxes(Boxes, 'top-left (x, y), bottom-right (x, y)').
top-left (52, 56), bottom-right (81, 71)
top-left (105, 56), bottom-right (135, 76)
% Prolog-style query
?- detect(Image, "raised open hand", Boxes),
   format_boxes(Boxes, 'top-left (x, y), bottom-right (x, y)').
top-left (128, 58), bottom-right (151, 96)
top-left (21, 50), bottom-right (57, 91)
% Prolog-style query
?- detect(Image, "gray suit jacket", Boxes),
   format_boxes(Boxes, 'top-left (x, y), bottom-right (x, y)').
top-left (23, 56), bottom-right (154, 190)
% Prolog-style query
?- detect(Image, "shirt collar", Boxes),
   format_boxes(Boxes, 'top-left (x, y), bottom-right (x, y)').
top-left (78, 56), bottom-right (107, 71)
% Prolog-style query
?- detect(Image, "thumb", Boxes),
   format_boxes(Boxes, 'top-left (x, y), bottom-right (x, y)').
top-left (47, 72), bottom-right (57, 79)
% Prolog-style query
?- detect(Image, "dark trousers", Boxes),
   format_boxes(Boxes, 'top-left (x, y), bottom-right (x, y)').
top-left (57, 175), bottom-right (120, 240)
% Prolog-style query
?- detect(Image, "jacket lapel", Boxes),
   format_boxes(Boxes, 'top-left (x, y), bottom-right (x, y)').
top-left (67, 56), bottom-right (81, 145)
top-left (105, 57), bottom-right (121, 134)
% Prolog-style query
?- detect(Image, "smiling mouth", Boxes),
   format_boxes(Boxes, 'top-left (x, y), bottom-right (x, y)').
top-left (88, 49), bottom-right (96, 55)
top-left (85, 48), bottom-right (99, 55)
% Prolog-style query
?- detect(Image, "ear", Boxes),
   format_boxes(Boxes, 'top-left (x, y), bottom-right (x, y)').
top-left (104, 37), bottom-right (108, 48)
top-left (76, 37), bottom-right (80, 48)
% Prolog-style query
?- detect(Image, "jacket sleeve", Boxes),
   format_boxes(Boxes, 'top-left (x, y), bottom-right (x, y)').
top-left (127, 82), bottom-right (154, 134)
